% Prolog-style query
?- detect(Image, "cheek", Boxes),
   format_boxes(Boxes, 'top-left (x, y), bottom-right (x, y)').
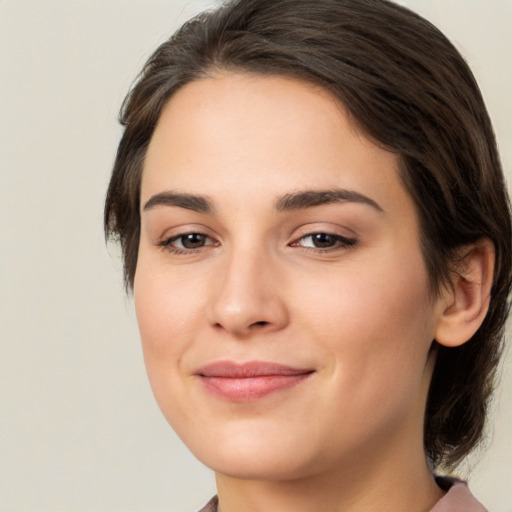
top-left (133, 263), bottom-right (209, 441)
top-left (297, 255), bottom-right (431, 336)
top-left (134, 257), bottom-right (204, 347)
top-left (293, 249), bottom-right (435, 399)
top-left (133, 257), bottom-right (207, 405)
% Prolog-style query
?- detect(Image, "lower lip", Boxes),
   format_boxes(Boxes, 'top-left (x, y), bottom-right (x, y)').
top-left (200, 373), bottom-right (312, 401)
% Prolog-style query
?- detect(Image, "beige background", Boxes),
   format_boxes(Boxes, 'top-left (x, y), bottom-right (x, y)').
top-left (0, 1), bottom-right (510, 511)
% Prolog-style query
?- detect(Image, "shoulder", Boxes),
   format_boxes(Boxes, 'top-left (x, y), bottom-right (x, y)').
top-left (431, 477), bottom-right (488, 512)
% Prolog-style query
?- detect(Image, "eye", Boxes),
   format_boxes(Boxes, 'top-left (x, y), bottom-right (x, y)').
top-left (159, 232), bottom-right (218, 253)
top-left (292, 233), bottom-right (356, 251)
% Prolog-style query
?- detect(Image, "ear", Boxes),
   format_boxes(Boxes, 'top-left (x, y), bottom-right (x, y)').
top-left (435, 238), bottom-right (495, 348)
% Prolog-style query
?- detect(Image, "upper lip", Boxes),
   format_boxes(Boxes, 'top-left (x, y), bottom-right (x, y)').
top-left (196, 361), bottom-right (314, 378)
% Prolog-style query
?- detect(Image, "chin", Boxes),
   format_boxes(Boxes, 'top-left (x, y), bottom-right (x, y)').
top-left (180, 420), bottom-right (326, 482)
top-left (201, 449), bottom-right (315, 482)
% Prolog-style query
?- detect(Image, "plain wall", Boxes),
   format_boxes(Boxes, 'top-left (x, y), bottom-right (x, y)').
top-left (0, 1), bottom-right (510, 511)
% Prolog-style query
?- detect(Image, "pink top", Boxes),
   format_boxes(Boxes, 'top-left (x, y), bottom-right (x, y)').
top-left (431, 478), bottom-right (487, 512)
top-left (198, 479), bottom-right (487, 512)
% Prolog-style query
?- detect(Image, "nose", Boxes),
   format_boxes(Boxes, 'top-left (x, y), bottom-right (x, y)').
top-left (207, 248), bottom-right (289, 338)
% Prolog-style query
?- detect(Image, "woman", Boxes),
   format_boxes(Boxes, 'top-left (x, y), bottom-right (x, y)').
top-left (104, 0), bottom-right (511, 510)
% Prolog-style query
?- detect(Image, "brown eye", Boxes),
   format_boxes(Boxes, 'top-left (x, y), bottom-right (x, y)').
top-left (310, 233), bottom-right (337, 248)
top-left (180, 233), bottom-right (208, 249)
top-left (160, 232), bottom-right (217, 253)
top-left (293, 233), bottom-right (357, 250)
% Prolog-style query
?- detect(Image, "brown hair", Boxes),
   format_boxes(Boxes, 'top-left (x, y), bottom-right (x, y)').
top-left (104, 0), bottom-right (511, 469)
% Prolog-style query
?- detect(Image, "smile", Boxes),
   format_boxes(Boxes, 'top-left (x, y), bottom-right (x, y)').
top-left (196, 361), bottom-right (315, 401)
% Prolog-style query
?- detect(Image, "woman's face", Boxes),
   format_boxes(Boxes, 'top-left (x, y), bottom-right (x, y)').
top-left (135, 73), bottom-right (445, 480)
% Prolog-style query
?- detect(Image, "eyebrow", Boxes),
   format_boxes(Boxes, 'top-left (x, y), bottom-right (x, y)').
top-left (274, 188), bottom-right (384, 212)
top-left (142, 188), bottom-right (383, 214)
top-left (143, 192), bottom-right (215, 213)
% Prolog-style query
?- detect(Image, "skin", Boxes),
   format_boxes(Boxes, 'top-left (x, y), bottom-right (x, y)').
top-left (135, 73), bottom-right (455, 512)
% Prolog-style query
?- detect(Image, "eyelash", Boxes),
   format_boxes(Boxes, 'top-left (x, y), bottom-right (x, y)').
top-left (158, 233), bottom-right (219, 255)
top-left (158, 231), bottom-right (357, 255)
top-left (290, 233), bottom-right (357, 252)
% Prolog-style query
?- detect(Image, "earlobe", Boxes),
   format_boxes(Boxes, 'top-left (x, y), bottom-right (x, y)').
top-left (435, 239), bottom-right (495, 348)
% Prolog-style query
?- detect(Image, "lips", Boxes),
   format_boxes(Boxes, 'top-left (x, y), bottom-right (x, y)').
top-left (196, 361), bottom-right (314, 401)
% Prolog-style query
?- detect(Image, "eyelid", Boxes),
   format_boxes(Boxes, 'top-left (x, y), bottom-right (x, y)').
top-left (167, 232), bottom-right (216, 247)
top-left (157, 233), bottom-right (219, 256)
top-left (154, 224), bottom-right (220, 254)
top-left (290, 222), bottom-right (357, 240)
top-left (155, 223), bottom-right (216, 243)
top-left (288, 223), bottom-right (358, 252)
top-left (290, 232), bottom-right (357, 250)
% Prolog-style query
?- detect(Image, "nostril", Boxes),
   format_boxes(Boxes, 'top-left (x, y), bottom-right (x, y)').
top-left (251, 321), bottom-right (269, 328)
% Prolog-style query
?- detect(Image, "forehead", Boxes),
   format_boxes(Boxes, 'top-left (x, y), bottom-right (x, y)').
top-left (141, 72), bottom-right (411, 219)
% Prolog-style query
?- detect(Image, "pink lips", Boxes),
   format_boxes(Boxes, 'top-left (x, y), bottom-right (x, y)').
top-left (196, 361), bottom-right (314, 401)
